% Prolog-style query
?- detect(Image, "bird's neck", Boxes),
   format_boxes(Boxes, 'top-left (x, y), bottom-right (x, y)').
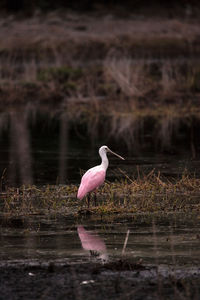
top-left (100, 152), bottom-right (109, 170)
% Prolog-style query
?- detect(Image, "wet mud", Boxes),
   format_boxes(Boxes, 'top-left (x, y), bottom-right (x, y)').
top-left (1, 259), bottom-right (200, 300)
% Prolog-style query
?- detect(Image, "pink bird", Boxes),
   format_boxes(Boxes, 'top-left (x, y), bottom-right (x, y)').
top-left (77, 145), bottom-right (124, 207)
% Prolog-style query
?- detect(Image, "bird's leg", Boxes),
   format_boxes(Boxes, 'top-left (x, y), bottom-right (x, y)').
top-left (87, 194), bottom-right (91, 209)
top-left (94, 192), bottom-right (97, 207)
top-left (79, 200), bottom-right (83, 211)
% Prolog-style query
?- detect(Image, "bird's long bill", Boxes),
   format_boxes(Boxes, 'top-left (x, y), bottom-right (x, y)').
top-left (107, 148), bottom-right (125, 160)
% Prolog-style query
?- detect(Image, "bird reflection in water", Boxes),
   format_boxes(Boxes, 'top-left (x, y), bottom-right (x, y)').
top-left (77, 226), bottom-right (108, 262)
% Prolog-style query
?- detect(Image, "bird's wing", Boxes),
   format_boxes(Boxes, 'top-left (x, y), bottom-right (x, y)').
top-left (81, 167), bottom-right (106, 191)
top-left (77, 167), bottom-right (106, 199)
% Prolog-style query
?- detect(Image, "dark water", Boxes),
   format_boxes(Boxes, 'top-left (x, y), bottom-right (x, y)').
top-left (0, 213), bottom-right (200, 266)
top-left (0, 106), bottom-right (200, 187)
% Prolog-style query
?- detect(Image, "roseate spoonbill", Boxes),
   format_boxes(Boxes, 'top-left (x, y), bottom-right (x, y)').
top-left (77, 145), bottom-right (124, 207)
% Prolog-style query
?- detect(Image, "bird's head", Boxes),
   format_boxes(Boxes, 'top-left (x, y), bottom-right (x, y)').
top-left (99, 145), bottom-right (124, 160)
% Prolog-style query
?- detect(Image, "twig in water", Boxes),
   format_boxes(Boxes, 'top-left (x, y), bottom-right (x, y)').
top-left (122, 229), bottom-right (130, 255)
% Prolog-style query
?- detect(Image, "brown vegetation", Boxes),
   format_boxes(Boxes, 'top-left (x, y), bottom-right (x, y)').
top-left (1, 170), bottom-right (200, 217)
top-left (0, 12), bottom-right (200, 106)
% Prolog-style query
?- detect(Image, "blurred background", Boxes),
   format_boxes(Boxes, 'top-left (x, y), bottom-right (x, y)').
top-left (0, 0), bottom-right (200, 186)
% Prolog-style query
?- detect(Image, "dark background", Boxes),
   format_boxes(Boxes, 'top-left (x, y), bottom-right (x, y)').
top-left (1, 0), bottom-right (200, 16)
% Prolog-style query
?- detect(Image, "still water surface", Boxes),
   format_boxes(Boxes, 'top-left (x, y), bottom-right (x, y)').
top-left (1, 213), bottom-right (200, 266)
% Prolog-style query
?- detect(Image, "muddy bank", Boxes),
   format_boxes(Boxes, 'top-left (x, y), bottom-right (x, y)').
top-left (1, 14), bottom-right (200, 59)
top-left (0, 259), bottom-right (200, 300)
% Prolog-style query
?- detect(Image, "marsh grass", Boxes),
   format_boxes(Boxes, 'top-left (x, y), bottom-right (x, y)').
top-left (0, 13), bottom-right (200, 106)
top-left (1, 170), bottom-right (200, 217)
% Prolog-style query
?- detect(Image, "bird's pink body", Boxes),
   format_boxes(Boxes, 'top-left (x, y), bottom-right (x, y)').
top-left (77, 166), bottom-right (106, 200)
